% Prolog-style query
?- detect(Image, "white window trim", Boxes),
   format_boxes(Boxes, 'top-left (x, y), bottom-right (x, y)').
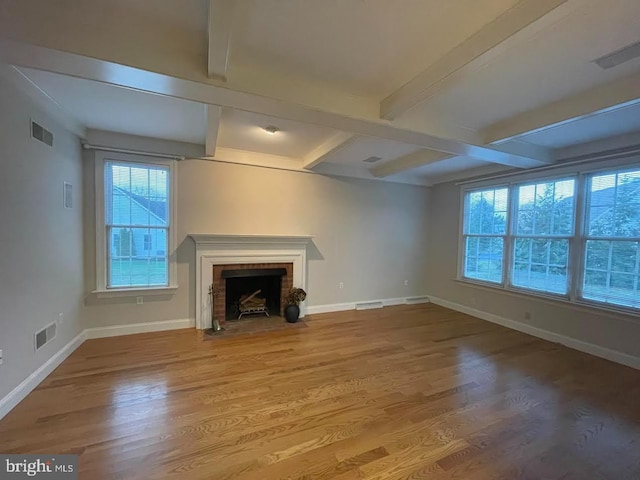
top-left (457, 158), bottom-right (640, 320)
top-left (93, 151), bottom-right (178, 296)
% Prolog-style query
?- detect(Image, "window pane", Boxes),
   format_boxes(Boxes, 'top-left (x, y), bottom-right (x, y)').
top-left (515, 179), bottom-right (575, 236)
top-left (465, 188), bottom-right (508, 235)
top-left (587, 169), bottom-right (640, 237)
top-left (464, 236), bottom-right (503, 283)
top-left (582, 240), bottom-right (640, 309)
top-left (108, 227), bottom-right (168, 287)
top-left (105, 162), bottom-right (169, 227)
top-left (511, 238), bottom-right (569, 294)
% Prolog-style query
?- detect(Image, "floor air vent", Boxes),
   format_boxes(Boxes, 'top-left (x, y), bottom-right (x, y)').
top-left (35, 322), bottom-right (57, 351)
top-left (355, 301), bottom-right (384, 310)
top-left (31, 120), bottom-right (53, 147)
top-left (405, 296), bottom-right (430, 305)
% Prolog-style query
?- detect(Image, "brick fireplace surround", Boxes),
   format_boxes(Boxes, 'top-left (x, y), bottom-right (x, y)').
top-left (212, 262), bottom-right (293, 325)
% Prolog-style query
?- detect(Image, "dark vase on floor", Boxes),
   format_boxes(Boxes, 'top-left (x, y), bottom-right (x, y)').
top-left (284, 304), bottom-right (300, 323)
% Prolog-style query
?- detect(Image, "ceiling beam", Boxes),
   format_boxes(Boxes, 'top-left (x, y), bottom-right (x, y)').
top-left (380, 0), bottom-right (570, 120)
top-left (372, 137), bottom-right (554, 177)
top-left (207, 0), bottom-right (235, 81)
top-left (374, 69), bottom-right (640, 178)
top-left (305, 120), bottom-right (482, 171)
top-left (205, 105), bottom-right (222, 156)
top-left (303, 132), bottom-right (356, 169)
top-left (0, 39), bottom-right (549, 169)
top-left (371, 150), bottom-right (450, 177)
top-left (482, 70), bottom-right (640, 144)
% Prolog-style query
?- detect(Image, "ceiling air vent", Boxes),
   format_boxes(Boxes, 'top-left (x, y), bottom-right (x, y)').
top-left (31, 120), bottom-right (53, 147)
top-left (35, 322), bottom-right (57, 351)
top-left (363, 156), bottom-right (382, 164)
top-left (593, 40), bottom-right (640, 70)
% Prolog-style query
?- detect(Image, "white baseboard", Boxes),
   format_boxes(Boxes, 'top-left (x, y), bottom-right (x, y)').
top-left (0, 330), bottom-right (87, 420)
top-left (86, 318), bottom-right (195, 339)
top-left (428, 295), bottom-right (640, 371)
top-left (306, 296), bottom-right (429, 315)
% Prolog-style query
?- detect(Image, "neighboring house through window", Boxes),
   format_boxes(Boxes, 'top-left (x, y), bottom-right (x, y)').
top-left (95, 152), bottom-right (177, 292)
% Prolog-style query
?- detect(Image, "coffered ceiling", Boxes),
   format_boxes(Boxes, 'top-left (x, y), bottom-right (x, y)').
top-left (230, 0), bottom-right (520, 97)
top-left (0, 0), bottom-right (639, 186)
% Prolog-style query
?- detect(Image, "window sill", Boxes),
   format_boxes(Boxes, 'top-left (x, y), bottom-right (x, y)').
top-left (92, 286), bottom-right (178, 298)
top-left (453, 278), bottom-right (640, 323)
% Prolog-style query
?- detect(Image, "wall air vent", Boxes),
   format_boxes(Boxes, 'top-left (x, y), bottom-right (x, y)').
top-left (593, 40), bottom-right (640, 70)
top-left (31, 120), bottom-right (53, 147)
top-left (35, 322), bottom-right (57, 351)
top-left (363, 156), bottom-right (382, 164)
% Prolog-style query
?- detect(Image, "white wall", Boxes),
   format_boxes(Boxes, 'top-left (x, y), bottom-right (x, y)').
top-left (0, 74), bottom-right (84, 401)
top-left (82, 133), bottom-right (431, 328)
top-left (427, 181), bottom-right (640, 359)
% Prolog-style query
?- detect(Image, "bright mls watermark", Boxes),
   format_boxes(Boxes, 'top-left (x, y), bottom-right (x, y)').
top-left (0, 455), bottom-right (77, 479)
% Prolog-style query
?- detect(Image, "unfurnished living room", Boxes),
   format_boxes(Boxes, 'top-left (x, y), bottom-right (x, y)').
top-left (1, 1), bottom-right (640, 478)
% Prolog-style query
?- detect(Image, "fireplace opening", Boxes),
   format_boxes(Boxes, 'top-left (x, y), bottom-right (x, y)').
top-left (223, 268), bottom-right (286, 320)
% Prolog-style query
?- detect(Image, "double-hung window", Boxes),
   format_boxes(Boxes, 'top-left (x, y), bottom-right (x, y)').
top-left (582, 169), bottom-right (640, 309)
top-left (462, 187), bottom-right (508, 284)
top-left (460, 164), bottom-right (640, 315)
top-left (511, 178), bottom-right (575, 295)
top-left (95, 153), bottom-right (176, 293)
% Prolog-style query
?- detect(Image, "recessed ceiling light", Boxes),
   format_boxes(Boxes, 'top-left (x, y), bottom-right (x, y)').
top-left (263, 125), bottom-right (279, 135)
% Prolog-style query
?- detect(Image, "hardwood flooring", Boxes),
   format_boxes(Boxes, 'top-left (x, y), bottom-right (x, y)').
top-left (1, 303), bottom-right (639, 479)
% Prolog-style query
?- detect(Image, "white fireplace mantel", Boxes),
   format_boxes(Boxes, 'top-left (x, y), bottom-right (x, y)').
top-left (190, 234), bottom-right (314, 248)
top-left (190, 234), bottom-right (313, 329)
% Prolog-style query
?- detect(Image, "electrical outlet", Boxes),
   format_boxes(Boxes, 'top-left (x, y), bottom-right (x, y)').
top-left (0, 349), bottom-right (3, 365)
top-left (404, 280), bottom-right (409, 286)
top-left (136, 296), bottom-right (144, 305)
top-left (524, 311), bottom-right (532, 320)
top-left (339, 282), bottom-right (344, 289)
top-left (58, 313), bottom-right (64, 325)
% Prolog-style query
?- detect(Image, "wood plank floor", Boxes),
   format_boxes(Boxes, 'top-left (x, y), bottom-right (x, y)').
top-left (1, 304), bottom-right (640, 479)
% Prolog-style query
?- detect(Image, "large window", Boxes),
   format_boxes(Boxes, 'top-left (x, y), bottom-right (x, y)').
top-left (461, 166), bottom-right (640, 314)
top-left (96, 154), bottom-right (176, 292)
